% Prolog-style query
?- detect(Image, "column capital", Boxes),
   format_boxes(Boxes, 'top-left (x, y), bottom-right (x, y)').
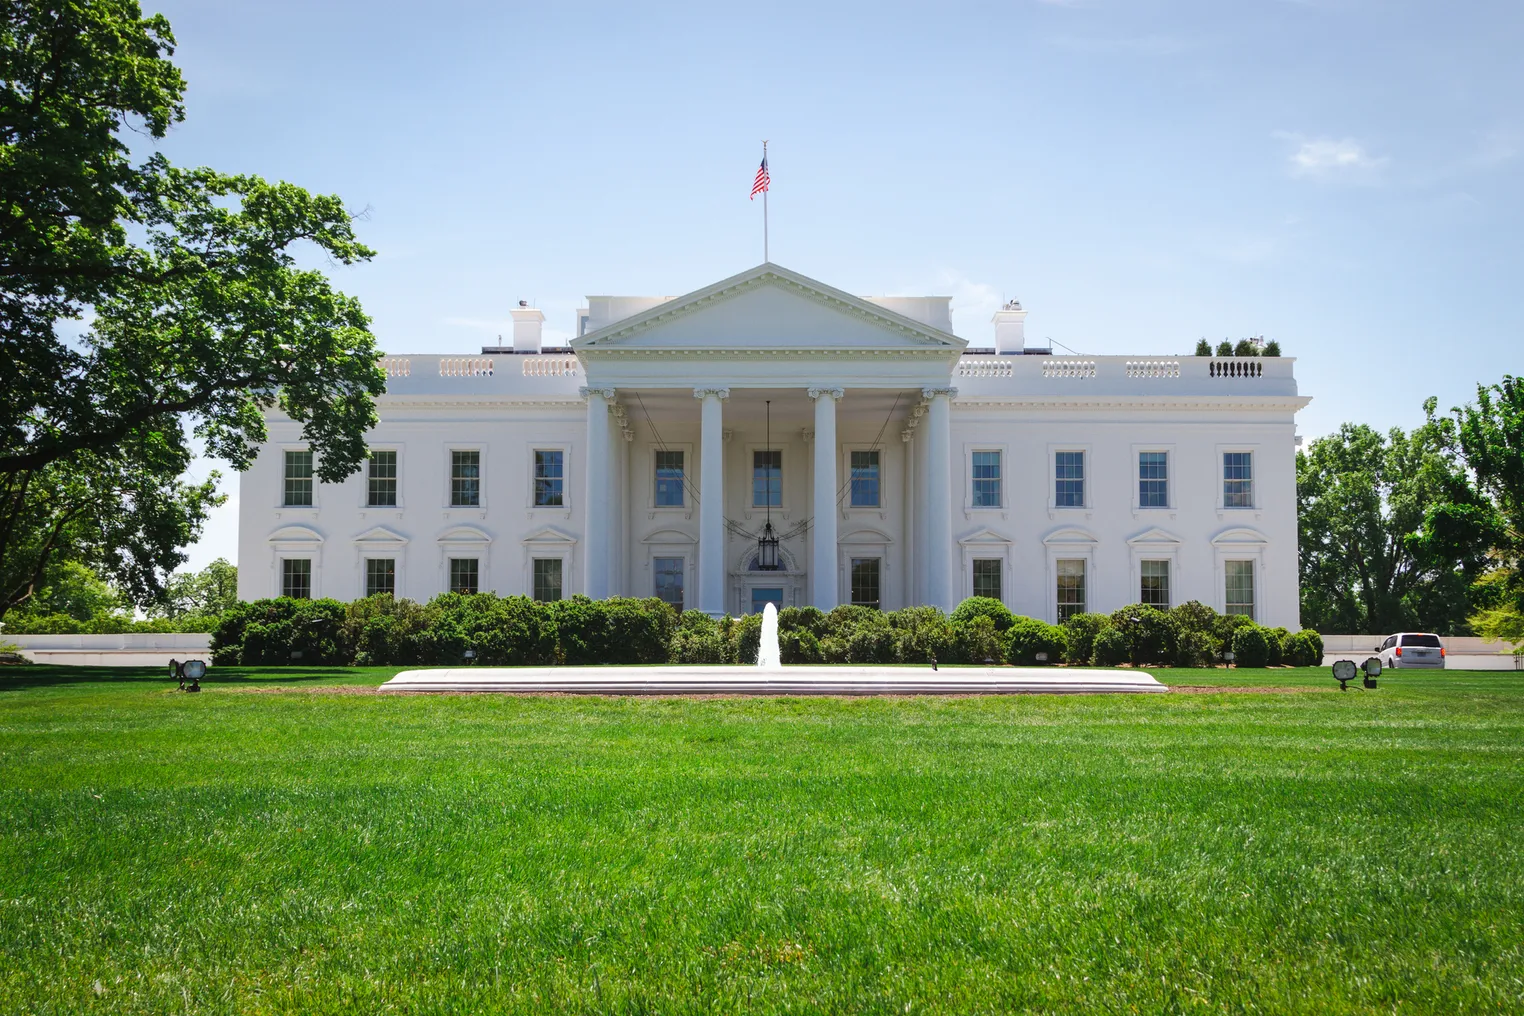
top-left (693, 386), bottom-right (731, 401)
top-left (807, 386), bottom-right (845, 401)
top-left (579, 385), bottom-right (616, 401)
top-left (921, 386), bottom-right (958, 400)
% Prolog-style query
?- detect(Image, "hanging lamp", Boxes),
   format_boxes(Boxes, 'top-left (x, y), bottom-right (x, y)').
top-left (757, 399), bottom-right (781, 571)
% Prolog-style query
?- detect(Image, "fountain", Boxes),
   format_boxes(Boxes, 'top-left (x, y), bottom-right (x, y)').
top-left (380, 600), bottom-right (1167, 695)
top-left (756, 602), bottom-right (782, 668)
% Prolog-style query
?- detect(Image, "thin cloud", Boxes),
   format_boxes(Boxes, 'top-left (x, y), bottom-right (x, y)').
top-left (1276, 133), bottom-right (1387, 179)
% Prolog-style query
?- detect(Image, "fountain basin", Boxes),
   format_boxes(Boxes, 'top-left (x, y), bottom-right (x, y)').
top-left (378, 665), bottom-right (1168, 695)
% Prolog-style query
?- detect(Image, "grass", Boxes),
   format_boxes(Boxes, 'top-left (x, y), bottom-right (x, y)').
top-left (1, 664), bottom-right (1521, 1014)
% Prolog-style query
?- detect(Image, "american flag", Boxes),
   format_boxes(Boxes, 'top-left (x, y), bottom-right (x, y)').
top-left (750, 155), bottom-right (770, 200)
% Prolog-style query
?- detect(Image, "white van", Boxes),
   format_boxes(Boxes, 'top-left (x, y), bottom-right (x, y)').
top-left (1376, 633), bottom-right (1446, 670)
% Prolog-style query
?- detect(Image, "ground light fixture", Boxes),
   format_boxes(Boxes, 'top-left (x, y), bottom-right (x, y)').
top-left (463, 649), bottom-right (477, 664)
top-left (1332, 657), bottom-right (1381, 692)
top-left (169, 658), bottom-right (206, 692)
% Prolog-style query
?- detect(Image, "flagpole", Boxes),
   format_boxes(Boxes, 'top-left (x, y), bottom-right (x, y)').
top-left (762, 140), bottom-right (769, 263)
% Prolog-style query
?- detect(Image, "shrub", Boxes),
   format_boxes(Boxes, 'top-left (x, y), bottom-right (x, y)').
top-left (1264, 627), bottom-right (1291, 667)
top-left (887, 606), bottom-right (955, 664)
top-left (1006, 617), bottom-right (1066, 665)
top-left (779, 628), bottom-right (823, 664)
top-left (2, 613), bottom-right (218, 635)
top-left (729, 613), bottom-right (764, 665)
top-left (1169, 600), bottom-right (1218, 638)
top-left (846, 627), bottom-right (900, 664)
top-left (1108, 604), bottom-right (1180, 666)
top-left (949, 597), bottom-right (1015, 634)
top-left (218, 598), bottom-right (350, 666)
top-left (1262, 339), bottom-right (1281, 356)
top-left (1231, 626), bottom-right (1270, 668)
top-left (952, 615), bottom-right (1004, 664)
top-left (1213, 612), bottom-right (1256, 658)
top-left (1061, 613), bottom-right (1111, 665)
top-left (1215, 339), bottom-right (1233, 356)
top-left (1173, 630), bottom-right (1218, 668)
top-left (1284, 629), bottom-right (1324, 667)
top-left (1092, 627), bottom-right (1129, 667)
top-left (1234, 338), bottom-right (1258, 357)
top-left (344, 595), bottom-right (432, 666)
top-left (670, 612), bottom-right (728, 664)
top-left (778, 606), bottom-right (829, 639)
top-left (1194, 338), bottom-right (1212, 356)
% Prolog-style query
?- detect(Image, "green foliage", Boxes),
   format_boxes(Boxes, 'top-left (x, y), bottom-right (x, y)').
top-left (10, 559), bottom-right (125, 622)
top-left (1061, 613), bottom-right (1111, 665)
top-left (1092, 627), bottom-right (1129, 666)
top-left (1173, 630), bottom-right (1219, 668)
top-left (212, 598), bottom-right (349, 666)
top-left (1231, 626), bottom-right (1270, 668)
top-left (949, 597), bottom-right (1016, 633)
top-left (729, 613), bottom-right (764, 665)
top-left (1005, 617), bottom-right (1066, 665)
top-left (0, 3), bottom-right (380, 619)
top-left (152, 558), bottom-right (238, 619)
top-left (1108, 604), bottom-right (1180, 666)
top-left (1264, 627), bottom-right (1291, 667)
top-left (951, 614), bottom-right (1004, 665)
top-left (669, 612), bottom-right (730, 664)
top-left (1298, 410), bottom-right (1497, 636)
top-left (1194, 338), bottom-right (1212, 356)
top-left (1284, 629), bottom-right (1325, 667)
top-left (1234, 338), bottom-right (1259, 357)
top-left (0, 611), bottom-right (216, 635)
top-left (886, 606), bottom-right (955, 664)
top-left (1262, 339), bottom-right (1282, 356)
top-left (1215, 340), bottom-right (1233, 356)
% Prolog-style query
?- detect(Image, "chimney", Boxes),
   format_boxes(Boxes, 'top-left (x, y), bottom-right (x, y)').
top-left (510, 299), bottom-right (545, 353)
top-left (992, 299), bottom-right (1027, 354)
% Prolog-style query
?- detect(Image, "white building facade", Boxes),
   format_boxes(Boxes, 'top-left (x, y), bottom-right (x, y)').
top-left (237, 264), bottom-right (1310, 627)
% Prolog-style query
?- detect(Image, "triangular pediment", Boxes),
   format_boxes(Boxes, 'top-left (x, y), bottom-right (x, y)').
top-left (573, 263), bottom-right (966, 353)
top-left (1127, 527), bottom-right (1181, 547)
top-left (522, 525), bottom-right (577, 546)
top-left (958, 527), bottom-right (1013, 547)
top-left (353, 525), bottom-right (409, 546)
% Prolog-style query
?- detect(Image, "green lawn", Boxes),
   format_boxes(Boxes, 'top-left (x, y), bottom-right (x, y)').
top-left (1, 665), bottom-right (1520, 1014)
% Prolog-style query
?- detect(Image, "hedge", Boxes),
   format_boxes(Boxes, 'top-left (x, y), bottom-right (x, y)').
top-left (1, 613), bottom-right (221, 635)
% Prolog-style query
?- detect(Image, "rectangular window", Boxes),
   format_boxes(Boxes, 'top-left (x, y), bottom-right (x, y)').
top-left (533, 558), bottom-right (562, 602)
top-left (1055, 451), bottom-right (1085, 508)
top-left (365, 558), bottom-right (396, 597)
top-left (654, 450), bottom-right (685, 507)
top-left (753, 450), bottom-right (781, 507)
top-left (368, 450), bottom-right (397, 507)
top-left (850, 557), bottom-right (881, 609)
top-left (283, 450), bottom-right (313, 506)
top-left (281, 558), bottom-right (311, 599)
top-left (1139, 451), bottom-right (1168, 508)
top-left (850, 450), bottom-right (880, 507)
top-left (751, 587), bottom-right (783, 615)
top-left (1056, 559), bottom-right (1085, 622)
top-left (1140, 559), bottom-right (1170, 608)
top-left (1225, 560), bottom-right (1255, 618)
top-left (534, 450), bottom-right (564, 507)
top-left (448, 557), bottom-right (479, 595)
top-left (653, 556), bottom-right (684, 609)
top-left (1223, 452), bottom-right (1254, 508)
top-left (971, 450), bottom-right (1001, 508)
top-left (451, 450), bottom-right (480, 507)
top-left (972, 559), bottom-right (1002, 601)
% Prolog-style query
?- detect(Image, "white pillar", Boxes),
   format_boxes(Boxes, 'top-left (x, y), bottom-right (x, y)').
top-left (923, 386), bottom-right (956, 613)
top-left (809, 387), bottom-right (843, 610)
top-left (902, 427), bottom-right (916, 606)
top-left (695, 387), bottom-right (729, 616)
top-left (581, 386), bottom-right (615, 599)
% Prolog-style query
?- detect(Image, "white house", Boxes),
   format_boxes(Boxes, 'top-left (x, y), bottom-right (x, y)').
top-left (237, 263), bottom-right (1309, 626)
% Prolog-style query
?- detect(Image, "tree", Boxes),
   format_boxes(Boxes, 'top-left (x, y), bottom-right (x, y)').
top-left (1194, 338), bottom-right (1212, 356)
top-left (1297, 410), bottom-right (1497, 634)
top-left (1215, 340), bottom-right (1233, 356)
top-left (151, 557), bottom-right (238, 619)
top-left (8, 559), bottom-right (124, 622)
top-left (0, 2), bottom-right (383, 616)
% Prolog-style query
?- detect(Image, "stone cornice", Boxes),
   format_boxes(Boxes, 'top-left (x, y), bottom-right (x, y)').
top-left (951, 395), bottom-right (1313, 412)
top-left (576, 347), bottom-right (958, 360)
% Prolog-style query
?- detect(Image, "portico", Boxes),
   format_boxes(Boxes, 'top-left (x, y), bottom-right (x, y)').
top-left (571, 264), bottom-right (966, 615)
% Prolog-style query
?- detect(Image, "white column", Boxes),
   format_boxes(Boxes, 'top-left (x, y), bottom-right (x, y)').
top-left (581, 386), bottom-right (615, 599)
top-left (902, 427), bottom-right (916, 606)
top-left (923, 386), bottom-right (956, 612)
top-left (695, 387), bottom-right (729, 616)
top-left (809, 387), bottom-right (843, 610)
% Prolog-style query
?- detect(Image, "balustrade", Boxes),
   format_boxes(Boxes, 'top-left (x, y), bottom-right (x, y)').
top-left (1208, 358), bottom-right (1264, 378)
top-left (957, 358), bottom-right (1013, 378)
top-left (379, 356), bottom-right (411, 377)
top-left (438, 357), bottom-right (495, 377)
top-left (521, 356), bottom-right (580, 377)
top-left (1125, 360), bottom-right (1181, 378)
top-left (1042, 359), bottom-right (1097, 379)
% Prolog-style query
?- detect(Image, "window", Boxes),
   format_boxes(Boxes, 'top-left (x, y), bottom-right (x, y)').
top-left (448, 557), bottom-right (479, 595)
top-left (752, 450), bottom-right (781, 507)
top-left (1223, 452), bottom-right (1253, 508)
top-left (654, 450), bottom-right (685, 507)
top-left (751, 587), bottom-right (783, 615)
top-left (281, 558), bottom-right (311, 599)
top-left (365, 558), bottom-right (396, 597)
top-left (534, 450), bottom-right (563, 507)
top-left (368, 450), bottom-right (397, 507)
top-left (1225, 560), bottom-right (1255, 618)
top-left (1055, 451), bottom-right (1085, 508)
top-left (1139, 452), bottom-right (1168, 508)
top-left (1056, 559), bottom-right (1085, 622)
top-left (972, 559), bottom-right (1002, 601)
top-left (532, 558), bottom-right (562, 602)
top-left (971, 451), bottom-right (1001, 508)
top-left (850, 450), bottom-right (880, 507)
top-left (850, 557), bottom-right (881, 609)
top-left (1140, 560), bottom-right (1170, 608)
top-left (283, 451), bottom-right (313, 506)
top-left (1400, 634), bottom-right (1443, 648)
top-left (451, 450), bottom-right (480, 507)
top-left (654, 556), bottom-right (684, 609)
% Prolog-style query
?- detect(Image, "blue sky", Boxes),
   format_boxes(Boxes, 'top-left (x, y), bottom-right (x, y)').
top-left (145, 0), bottom-right (1522, 569)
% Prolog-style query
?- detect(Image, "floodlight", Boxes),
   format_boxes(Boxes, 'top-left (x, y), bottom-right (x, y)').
top-left (1332, 659), bottom-right (1356, 691)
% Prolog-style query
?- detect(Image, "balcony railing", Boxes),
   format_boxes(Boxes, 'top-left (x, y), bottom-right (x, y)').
top-left (438, 357), bottom-right (495, 377)
top-left (521, 356), bottom-right (580, 377)
top-left (380, 356), bottom-right (411, 377)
